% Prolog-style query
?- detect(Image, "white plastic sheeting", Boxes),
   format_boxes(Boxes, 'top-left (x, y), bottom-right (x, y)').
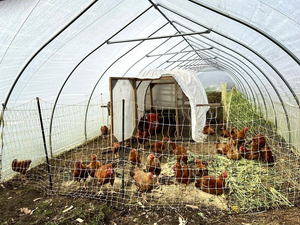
top-left (1, 0), bottom-right (300, 180)
top-left (197, 67), bottom-right (236, 92)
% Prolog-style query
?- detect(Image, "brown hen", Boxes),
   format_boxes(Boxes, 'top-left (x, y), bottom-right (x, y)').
top-left (169, 141), bottom-right (188, 164)
top-left (130, 167), bottom-right (154, 202)
top-left (11, 159), bottom-right (32, 181)
top-left (150, 137), bottom-right (168, 155)
top-left (72, 161), bottom-right (89, 189)
top-left (173, 162), bottom-right (194, 192)
top-left (95, 163), bottom-right (116, 194)
top-left (128, 148), bottom-right (141, 167)
top-left (195, 171), bottom-right (227, 195)
top-left (146, 153), bottom-right (161, 184)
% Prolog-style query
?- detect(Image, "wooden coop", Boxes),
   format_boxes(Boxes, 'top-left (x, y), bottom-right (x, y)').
top-left (109, 69), bottom-right (210, 143)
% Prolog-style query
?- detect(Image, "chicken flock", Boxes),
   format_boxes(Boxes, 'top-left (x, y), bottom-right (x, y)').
top-left (10, 120), bottom-right (276, 205)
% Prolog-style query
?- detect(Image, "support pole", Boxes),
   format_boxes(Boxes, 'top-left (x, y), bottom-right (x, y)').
top-left (121, 99), bottom-right (125, 209)
top-left (36, 97), bottom-right (53, 193)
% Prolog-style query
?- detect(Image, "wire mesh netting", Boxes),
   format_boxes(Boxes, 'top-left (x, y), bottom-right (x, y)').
top-left (1, 91), bottom-right (300, 213)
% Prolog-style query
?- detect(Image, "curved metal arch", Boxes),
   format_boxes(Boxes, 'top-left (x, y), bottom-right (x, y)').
top-left (174, 22), bottom-right (269, 118)
top-left (121, 35), bottom-right (183, 77)
top-left (123, 45), bottom-right (203, 93)
top-left (175, 51), bottom-right (253, 103)
top-left (214, 63), bottom-right (252, 98)
top-left (157, 3), bottom-right (300, 110)
top-left (148, 0), bottom-right (210, 64)
top-left (128, 40), bottom-right (192, 76)
top-left (0, 0), bottom-right (98, 128)
top-left (174, 22), bottom-right (279, 128)
top-left (164, 53), bottom-right (198, 70)
top-left (186, 37), bottom-right (291, 141)
top-left (187, 35), bottom-right (272, 119)
top-left (210, 57), bottom-right (256, 105)
top-left (156, 50), bottom-right (248, 100)
top-left (48, 5), bottom-right (154, 154)
top-left (188, 40), bottom-right (265, 115)
top-left (157, 5), bottom-right (291, 141)
top-left (82, 21), bottom-right (170, 141)
top-left (188, 0), bottom-right (300, 68)
top-left (171, 46), bottom-right (251, 102)
top-left (179, 61), bottom-right (245, 98)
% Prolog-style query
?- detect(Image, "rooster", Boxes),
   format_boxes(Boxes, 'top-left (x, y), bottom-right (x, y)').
top-left (11, 159), bottom-right (32, 182)
top-left (236, 127), bottom-right (249, 149)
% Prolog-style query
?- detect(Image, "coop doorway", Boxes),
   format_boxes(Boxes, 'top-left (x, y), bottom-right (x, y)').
top-left (143, 77), bottom-right (192, 139)
top-left (110, 69), bottom-right (209, 144)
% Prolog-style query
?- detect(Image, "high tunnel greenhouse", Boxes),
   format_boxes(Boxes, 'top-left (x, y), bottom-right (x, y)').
top-left (1, 0), bottom-right (300, 214)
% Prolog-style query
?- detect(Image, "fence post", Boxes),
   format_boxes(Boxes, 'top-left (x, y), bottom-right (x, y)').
top-left (121, 99), bottom-right (125, 209)
top-left (36, 97), bottom-right (53, 193)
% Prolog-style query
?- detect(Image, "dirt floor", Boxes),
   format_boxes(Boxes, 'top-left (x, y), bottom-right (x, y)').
top-left (2, 129), bottom-right (300, 225)
top-left (0, 180), bottom-right (300, 225)
top-left (2, 90), bottom-right (300, 224)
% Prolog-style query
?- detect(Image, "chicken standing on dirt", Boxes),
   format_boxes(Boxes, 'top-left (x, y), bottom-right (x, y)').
top-left (194, 159), bottom-right (208, 177)
top-left (220, 126), bottom-right (230, 138)
top-left (202, 122), bottom-right (215, 135)
top-left (130, 167), bottom-right (154, 202)
top-left (172, 162), bottom-right (194, 193)
top-left (135, 129), bottom-right (149, 150)
top-left (72, 161), bottom-right (89, 190)
top-left (111, 142), bottom-right (122, 158)
top-left (150, 137), bottom-right (168, 155)
top-left (195, 171), bottom-right (227, 195)
top-left (88, 154), bottom-right (102, 182)
top-left (128, 148), bottom-right (141, 167)
top-left (169, 140), bottom-right (188, 164)
top-left (11, 159), bottom-right (32, 182)
top-left (101, 125), bottom-right (109, 138)
top-left (95, 163), bottom-right (116, 195)
top-left (146, 153), bottom-right (161, 184)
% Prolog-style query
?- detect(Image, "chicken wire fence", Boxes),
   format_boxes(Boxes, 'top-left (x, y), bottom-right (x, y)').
top-left (1, 92), bottom-right (300, 214)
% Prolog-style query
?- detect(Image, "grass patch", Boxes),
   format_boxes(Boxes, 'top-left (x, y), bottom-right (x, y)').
top-left (218, 86), bottom-right (295, 212)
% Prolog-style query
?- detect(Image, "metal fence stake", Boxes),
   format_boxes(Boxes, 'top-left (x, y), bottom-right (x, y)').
top-left (122, 99), bottom-right (125, 209)
top-left (36, 97), bottom-right (53, 193)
